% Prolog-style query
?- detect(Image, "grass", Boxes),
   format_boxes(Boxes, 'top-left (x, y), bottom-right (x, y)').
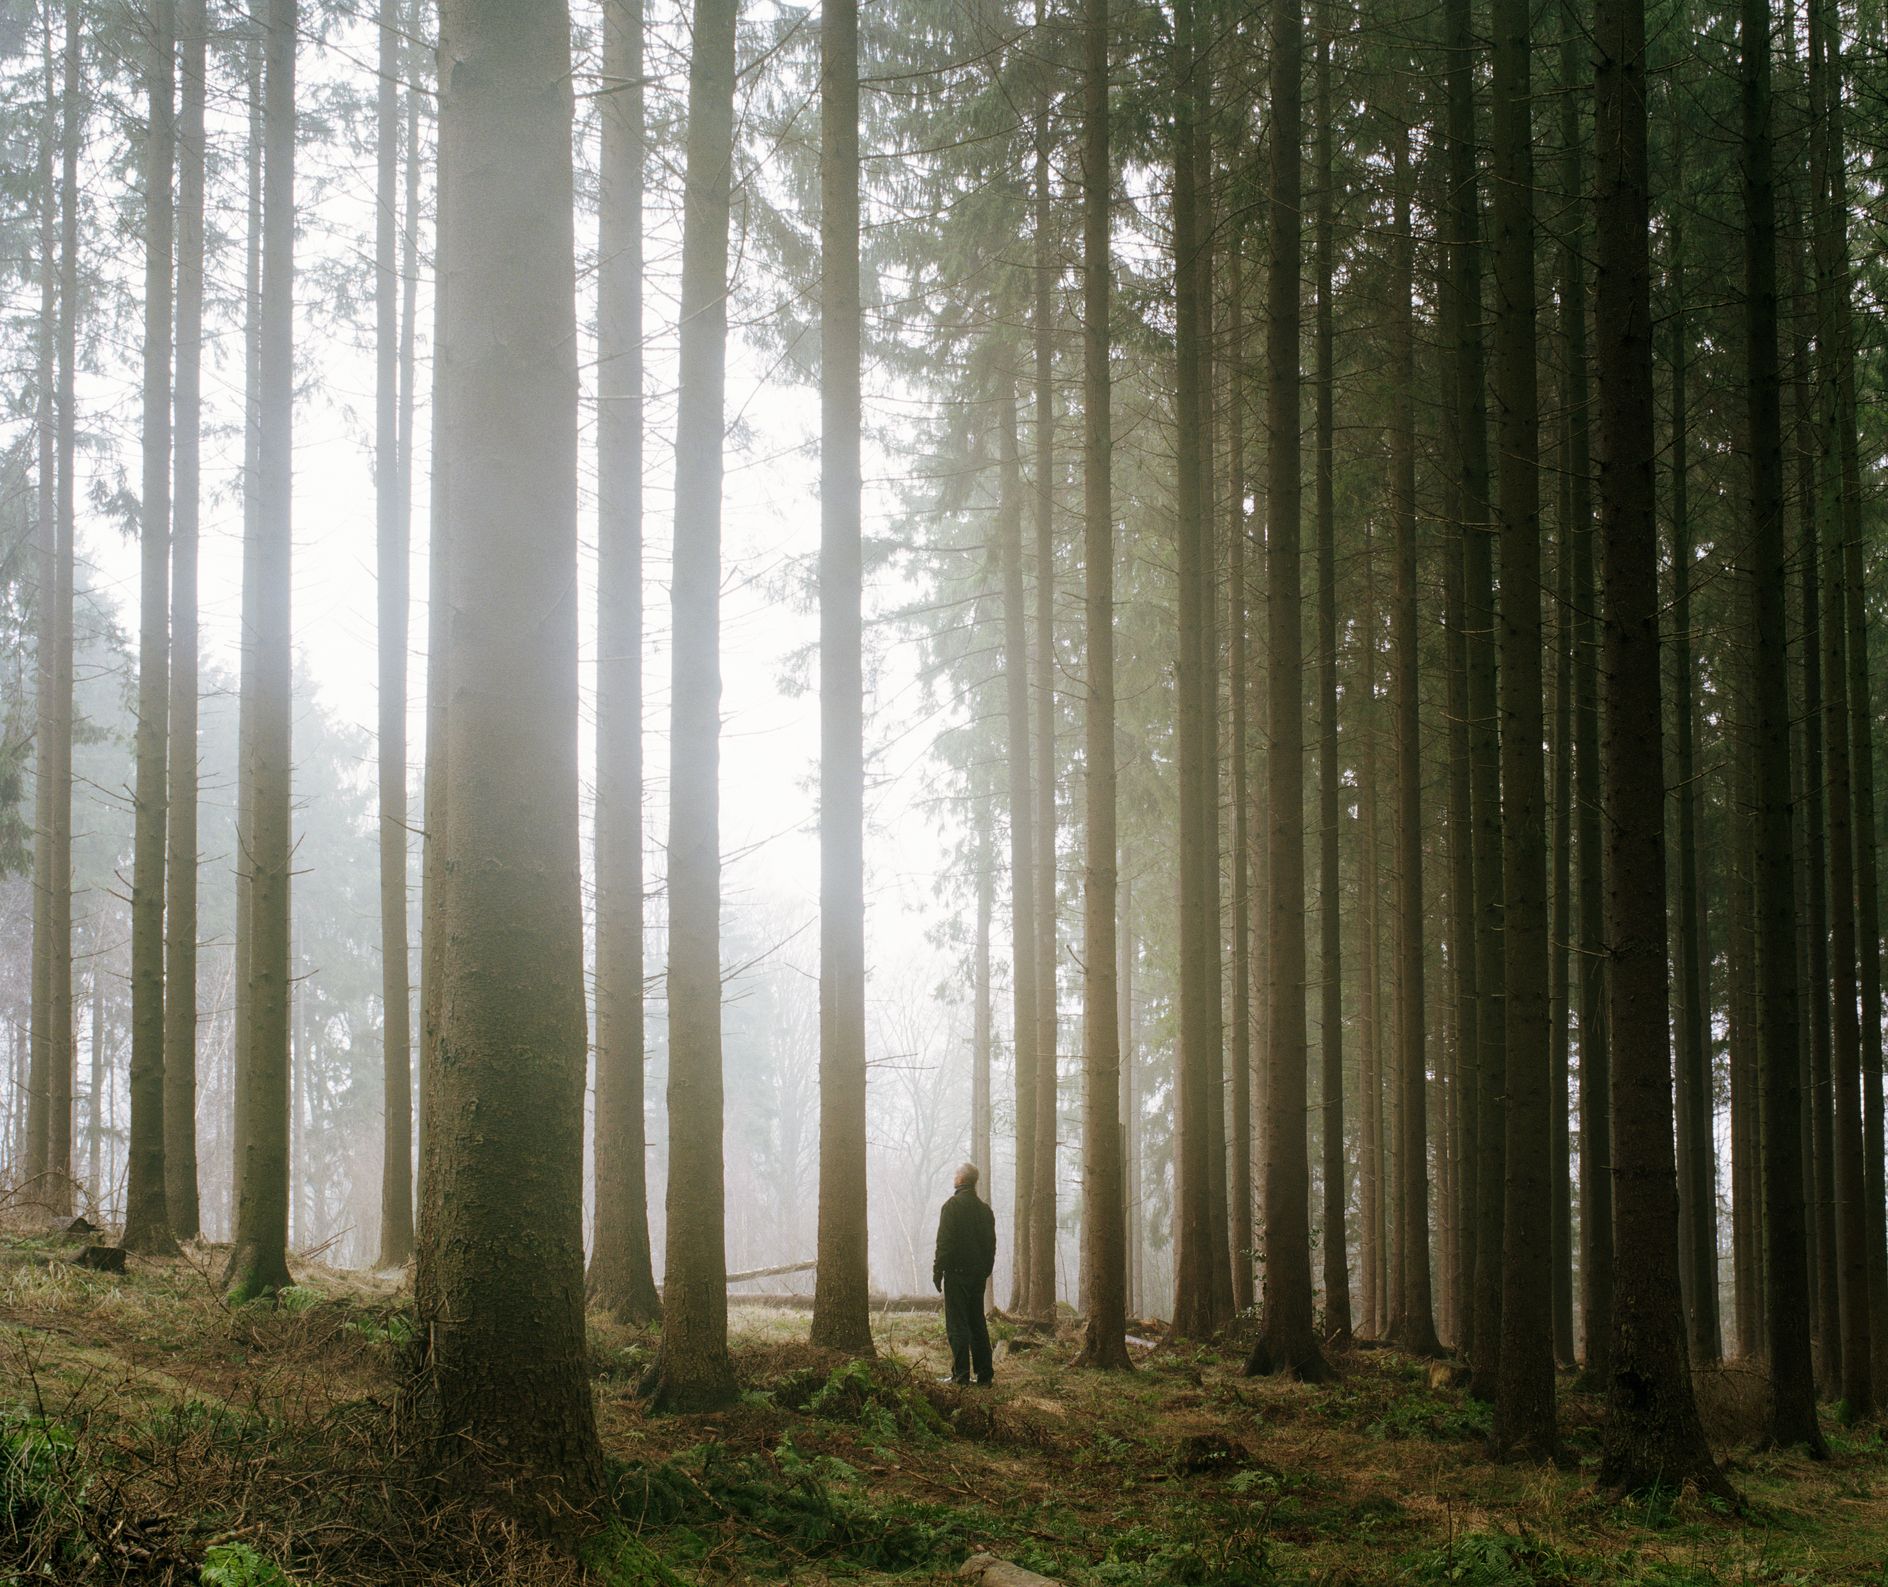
top-left (0, 1232), bottom-right (1883, 1585)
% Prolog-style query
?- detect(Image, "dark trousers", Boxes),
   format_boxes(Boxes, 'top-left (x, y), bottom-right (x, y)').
top-left (942, 1273), bottom-right (994, 1383)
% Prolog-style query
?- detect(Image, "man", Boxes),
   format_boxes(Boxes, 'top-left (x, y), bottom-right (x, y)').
top-left (932, 1162), bottom-right (997, 1386)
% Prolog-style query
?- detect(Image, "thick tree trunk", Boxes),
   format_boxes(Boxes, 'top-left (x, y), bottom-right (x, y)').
top-left (125, 0), bottom-right (176, 1259)
top-left (1075, 0), bottom-right (1127, 1366)
top-left (1741, 0), bottom-right (1825, 1454)
top-left (1590, 0), bottom-right (1730, 1493)
top-left (648, 0), bottom-right (741, 1410)
top-left (1314, 12), bottom-right (1350, 1346)
top-left (412, 0), bottom-right (603, 1508)
top-left (164, 0), bottom-right (206, 1244)
top-left (371, 0), bottom-right (414, 1273)
top-left (812, 0), bottom-right (873, 1355)
top-left (1489, 0), bottom-right (1556, 1461)
top-left (1245, 0), bottom-right (1326, 1381)
top-left (226, 0), bottom-right (295, 1298)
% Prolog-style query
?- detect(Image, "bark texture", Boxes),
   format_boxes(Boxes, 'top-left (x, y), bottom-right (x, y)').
top-left (589, 0), bottom-right (660, 1325)
top-left (412, 0), bottom-right (603, 1507)
top-left (812, 0), bottom-right (874, 1355)
top-left (649, 0), bottom-right (742, 1411)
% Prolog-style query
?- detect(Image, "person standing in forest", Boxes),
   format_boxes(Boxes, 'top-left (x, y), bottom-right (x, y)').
top-left (934, 1163), bottom-right (998, 1386)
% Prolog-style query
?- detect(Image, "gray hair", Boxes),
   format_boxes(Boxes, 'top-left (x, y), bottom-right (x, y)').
top-left (954, 1162), bottom-right (980, 1188)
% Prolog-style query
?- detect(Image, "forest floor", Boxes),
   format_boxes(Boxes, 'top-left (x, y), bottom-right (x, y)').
top-left (0, 1231), bottom-right (1884, 1586)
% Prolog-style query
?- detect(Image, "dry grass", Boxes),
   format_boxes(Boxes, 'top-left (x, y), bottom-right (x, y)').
top-left (1, 1234), bottom-right (1883, 1586)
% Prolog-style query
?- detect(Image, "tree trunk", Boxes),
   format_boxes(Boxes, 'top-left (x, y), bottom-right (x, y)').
top-left (49, 2), bottom-right (77, 1221)
top-left (1824, 14), bottom-right (1888, 1385)
top-left (1548, 11), bottom-right (1583, 1375)
top-left (1075, 0), bottom-right (1127, 1367)
top-left (1792, 268), bottom-right (1838, 1387)
top-left (1171, 0), bottom-right (1216, 1343)
top-left (1664, 84), bottom-right (1718, 1366)
top-left (1443, 430), bottom-right (1477, 1355)
top-left (416, 35), bottom-right (449, 1269)
top-left (1196, 166), bottom-right (1232, 1335)
top-left (999, 382), bottom-right (1038, 1313)
top-left (1727, 588), bottom-right (1764, 1358)
top-left (1121, 874), bottom-right (1140, 1316)
top-left (1807, 0), bottom-right (1874, 1420)
top-left (648, 0), bottom-right (741, 1410)
top-left (975, 795), bottom-right (994, 1310)
top-left (1029, 38), bottom-right (1060, 1320)
top-left (1665, 107), bottom-right (1718, 1364)
top-left (232, 19), bottom-right (263, 1234)
top-left (1245, 0), bottom-right (1326, 1381)
top-left (27, 11), bottom-right (56, 1212)
top-left (36, 2), bottom-right (76, 1222)
top-left (88, 970), bottom-right (105, 1203)
top-left (589, 0), bottom-right (664, 1328)
top-left (1557, 2), bottom-right (1609, 1385)
top-left (1386, 91), bottom-right (1438, 1360)
top-left (163, 0), bottom-right (206, 1244)
top-left (1742, 0), bottom-right (1825, 1453)
top-left (1489, 0), bottom-right (1556, 1460)
top-left (1358, 578), bottom-right (1384, 1337)
top-left (813, 0), bottom-right (873, 1355)
top-left (1549, 437), bottom-right (1575, 1370)
top-left (1228, 251), bottom-right (1253, 1319)
top-left (412, 0), bottom-right (603, 1507)
top-left (227, 0), bottom-right (296, 1299)
top-left (1314, 10), bottom-right (1350, 1346)
top-left (1441, 0), bottom-right (1502, 1397)
top-left (1591, 0), bottom-right (1730, 1493)
top-left (371, 0), bottom-right (414, 1272)
top-left (125, 0), bottom-right (177, 1259)
top-left (1815, 445), bottom-right (1873, 1419)
top-left (1829, 89), bottom-right (1888, 1396)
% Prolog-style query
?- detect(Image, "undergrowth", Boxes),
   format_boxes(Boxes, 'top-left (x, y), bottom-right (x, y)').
top-left (3, 1238), bottom-right (1885, 1585)
top-left (604, 1434), bottom-right (977, 1575)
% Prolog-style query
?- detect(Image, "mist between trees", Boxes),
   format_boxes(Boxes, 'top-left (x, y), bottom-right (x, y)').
top-left (0, 0), bottom-right (1883, 1535)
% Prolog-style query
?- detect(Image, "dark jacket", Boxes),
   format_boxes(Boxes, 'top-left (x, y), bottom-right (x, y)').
top-left (933, 1185), bottom-right (997, 1286)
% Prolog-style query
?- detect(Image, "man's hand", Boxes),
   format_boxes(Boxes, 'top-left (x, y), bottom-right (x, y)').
top-left (933, 1272), bottom-right (943, 1293)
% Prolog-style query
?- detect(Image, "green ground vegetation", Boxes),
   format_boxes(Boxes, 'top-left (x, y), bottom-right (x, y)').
top-left (0, 1235), bottom-right (1882, 1585)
